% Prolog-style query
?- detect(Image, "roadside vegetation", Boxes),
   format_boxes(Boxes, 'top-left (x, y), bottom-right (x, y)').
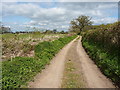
top-left (69, 15), bottom-right (120, 87)
top-left (2, 35), bottom-right (77, 88)
top-left (81, 22), bottom-right (120, 87)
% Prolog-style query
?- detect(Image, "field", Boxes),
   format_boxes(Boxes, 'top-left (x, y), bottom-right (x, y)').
top-left (2, 33), bottom-right (77, 88)
top-left (2, 33), bottom-right (65, 60)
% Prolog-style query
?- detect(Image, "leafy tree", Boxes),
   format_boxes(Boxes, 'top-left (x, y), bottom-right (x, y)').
top-left (53, 29), bottom-right (57, 34)
top-left (70, 15), bottom-right (93, 34)
top-left (0, 25), bottom-right (12, 34)
top-left (44, 30), bottom-right (53, 34)
top-left (60, 30), bottom-right (65, 34)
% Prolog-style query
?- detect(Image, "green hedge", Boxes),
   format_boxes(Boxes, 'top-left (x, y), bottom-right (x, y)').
top-left (81, 22), bottom-right (120, 87)
top-left (82, 41), bottom-right (120, 87)
top-left (2, 35), bottom-right (77, 89)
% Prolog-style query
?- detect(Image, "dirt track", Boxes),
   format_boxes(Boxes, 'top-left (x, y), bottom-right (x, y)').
top-left (28, 37), bottom-right (78, 88)
top-left (28, 36), bottom-right (115, 88)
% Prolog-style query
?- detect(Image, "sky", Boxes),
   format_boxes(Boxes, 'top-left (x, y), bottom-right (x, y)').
top-left (1, 1), bottom-right (119, 32)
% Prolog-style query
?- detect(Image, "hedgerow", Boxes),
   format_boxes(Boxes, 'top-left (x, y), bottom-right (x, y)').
top-left (82, 22), bottom-right (120, 87)
top-left (2, 35), bottom-right (77, 89)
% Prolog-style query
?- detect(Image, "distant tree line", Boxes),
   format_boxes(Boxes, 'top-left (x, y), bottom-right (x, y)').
top-left (42, 29), bottom-right (68, 34)
top-left (0, 25), bottom-right (12, 34)
top-left (0, 21), bottom-right (68, 34)
top-left (0, 26), bottom-right (68, 34)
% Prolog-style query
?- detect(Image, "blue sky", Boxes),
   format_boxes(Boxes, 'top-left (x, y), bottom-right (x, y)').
top-left (1, 2), bottom-right (118, 32)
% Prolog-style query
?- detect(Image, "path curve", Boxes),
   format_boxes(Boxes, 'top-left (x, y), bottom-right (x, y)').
top-left (28, 37), bottom-right (78, 88)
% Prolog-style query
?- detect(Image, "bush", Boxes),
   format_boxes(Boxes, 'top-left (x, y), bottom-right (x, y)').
top-left (82, 22), bottom-right (120, 87)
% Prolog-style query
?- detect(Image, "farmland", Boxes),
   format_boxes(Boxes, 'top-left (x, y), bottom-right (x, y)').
top-left (2, 33), bottom-right (77, 88)
top-left (1, 2), bottom-right (119, 88)
top-left (2, 33), bottom-right (65, 60)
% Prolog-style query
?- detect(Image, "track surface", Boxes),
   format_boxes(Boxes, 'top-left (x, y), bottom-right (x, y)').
top-left (28, 37), bottom-right (78, 88)
top-left (28, 36), bottom-right (115, 88)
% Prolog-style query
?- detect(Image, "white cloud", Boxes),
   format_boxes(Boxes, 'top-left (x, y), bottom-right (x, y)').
top-left (2, 3), bottom-right (66, 19)
top-left (38, 23), bottom-right (47, 26)
top-left (58, 0), bottom-right (119, 2)
top-left (2, 0), bottom-right (120, 2)
top-left (92, 17), bottom-right (117, 24)
top-left (2, 2), bottom-right (118, 31)
top-left (97, 3), bottom-right (118, 9)
top-left (90, 10), bottom-right (103, 16)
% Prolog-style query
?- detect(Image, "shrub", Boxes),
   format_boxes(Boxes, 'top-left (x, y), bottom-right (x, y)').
top-left (82, 22), bottom-right (120, 87)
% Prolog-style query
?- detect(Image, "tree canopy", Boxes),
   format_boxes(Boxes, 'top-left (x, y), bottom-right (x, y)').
top-left (69, 15), bottom-right (93, 34)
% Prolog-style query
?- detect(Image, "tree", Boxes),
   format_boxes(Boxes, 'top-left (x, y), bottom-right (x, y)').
top-left (44, 30), bottom-right (53, 34)
top-left (70, 15), bottom-right (93, 34)
top-left (0, 25), bottom-right (12, 34)
top-left (53, 29), bottom-right (57, 34)
top-left (60, 30), bottom-right (65, 34)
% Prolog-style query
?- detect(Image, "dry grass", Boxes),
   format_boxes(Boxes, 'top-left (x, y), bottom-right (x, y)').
top-left (2, 33), bottom-right (65, 60)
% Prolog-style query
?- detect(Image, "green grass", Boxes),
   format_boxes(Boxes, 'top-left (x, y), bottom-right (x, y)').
top-left (2, 35), bottom-right (77, 89)
top-left (61, 59), bottom-right (84, 88)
